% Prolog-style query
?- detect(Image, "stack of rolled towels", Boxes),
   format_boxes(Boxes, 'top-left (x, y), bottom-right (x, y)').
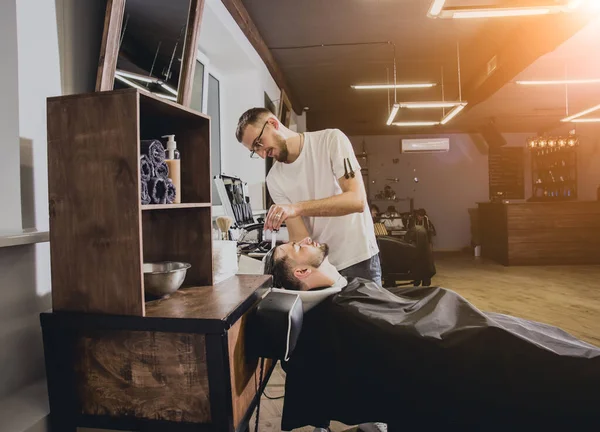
top-left (140, 139), bottom-right (176, 205)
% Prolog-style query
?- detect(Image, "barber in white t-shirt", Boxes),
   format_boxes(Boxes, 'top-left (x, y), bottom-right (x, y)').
top-left (236, 108), bottom-right (381, 285)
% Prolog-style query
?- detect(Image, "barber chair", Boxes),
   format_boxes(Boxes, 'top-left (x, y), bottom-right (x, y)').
top-left (376, 236), bottom-right (417, 287)
top-left (214, 174), bottom-right (288, 255)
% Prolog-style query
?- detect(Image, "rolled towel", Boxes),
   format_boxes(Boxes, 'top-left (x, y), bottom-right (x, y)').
top-left (166, 178), bottom-right (176, 204)
top-left (141, 139), bottom-right (166, 165)
top-left (140, 155), bottom-right (153, 182)
top-left (154, 161), bottom-right (169, 179)
top-left (141, 180), bottom-right (151, 205)
top-left (148, 177), bottom-right (168, 204)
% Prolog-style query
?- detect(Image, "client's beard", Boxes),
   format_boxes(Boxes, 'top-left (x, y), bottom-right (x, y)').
top-left (308, 243), bottom-right (329, 268)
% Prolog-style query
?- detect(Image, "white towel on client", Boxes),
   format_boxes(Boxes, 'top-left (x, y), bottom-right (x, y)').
top-left (270, 275), bottom-right (348, 313)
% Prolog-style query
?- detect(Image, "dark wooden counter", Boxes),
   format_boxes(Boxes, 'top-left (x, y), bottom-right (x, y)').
top-left (40, 275), bottom-right (273, 432)
top-left (478, 201), bottom-right (600, 266)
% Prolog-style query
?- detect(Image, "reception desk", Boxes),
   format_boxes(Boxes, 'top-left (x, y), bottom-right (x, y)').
top-left (478, 201), bottom-right (600, 266)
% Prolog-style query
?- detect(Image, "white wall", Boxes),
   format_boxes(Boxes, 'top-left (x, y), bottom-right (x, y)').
top-left (350, 133), bottom-right (531, 251)
top-left (1, 1), bottom-right (302, 429)
top-left (0, 1), bottom-right (105, 430)
top-left (199, 0), bottom-right (305, 211)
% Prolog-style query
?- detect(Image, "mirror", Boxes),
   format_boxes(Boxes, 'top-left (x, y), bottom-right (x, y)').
top-left (96, 0), bottom-right (203, 106)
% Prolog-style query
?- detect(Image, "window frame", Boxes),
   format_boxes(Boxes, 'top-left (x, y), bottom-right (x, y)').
top-left (195, 49), bottom-right (224, 206)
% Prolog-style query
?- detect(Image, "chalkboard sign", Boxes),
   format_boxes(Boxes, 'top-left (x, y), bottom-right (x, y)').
top-left (488, 147), bottom-right (525, 200)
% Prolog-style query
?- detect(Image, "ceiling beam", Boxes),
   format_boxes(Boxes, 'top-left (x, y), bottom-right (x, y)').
top-left (462, 13), bottom-right (595, 114)
top-left (220, 0), bottom-right (303, 115)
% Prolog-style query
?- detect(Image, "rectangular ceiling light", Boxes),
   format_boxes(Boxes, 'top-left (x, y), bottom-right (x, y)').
top-left (392, 121), bottom-right (440, 127)
top-left (386, 104), bottom-right (400, 126)
top-left (430, 0), bottom-right (582, 19)
top-left (352, 83), bottom-right (437, 90)
top-left (450, 7), bottom-right (552, 18)
top-left (517, 78), bottom-right (600, 85)
top-left (561, 103), bottom-right (600, 122)
top-left (570, 118), bottom-right (600, 123)
top-left (428, 0), bottom-right (446, 17)
top-left (440, 103), bottom-right (467, 125)
top-left (399, 101), bottom-right (464, 109)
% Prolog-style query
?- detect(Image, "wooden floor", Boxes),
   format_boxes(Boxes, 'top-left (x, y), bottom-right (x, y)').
top-left (251, 253), bottom-right (600, 432)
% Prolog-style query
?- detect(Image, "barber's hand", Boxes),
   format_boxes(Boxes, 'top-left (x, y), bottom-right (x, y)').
top-left (265, 204), bottom-right (298, 231)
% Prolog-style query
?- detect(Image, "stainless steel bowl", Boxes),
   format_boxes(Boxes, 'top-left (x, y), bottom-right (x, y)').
top-left (143, 261), bottom-right (191, 298)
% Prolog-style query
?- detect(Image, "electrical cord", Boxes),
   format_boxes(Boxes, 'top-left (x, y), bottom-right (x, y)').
top-left (263, 391), bottom-right (285, 400)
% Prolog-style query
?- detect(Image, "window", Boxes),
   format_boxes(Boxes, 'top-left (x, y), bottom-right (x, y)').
top-left (190, 51), bottom-right (222, 205)
top-left (207, 74), bottom-right (221, 205)
top-left (190, 60), bottom-right (204, 112)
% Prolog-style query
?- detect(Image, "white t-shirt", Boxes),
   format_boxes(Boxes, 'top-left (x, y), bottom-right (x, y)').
top-left (266, 129), bottom-right (379, 270)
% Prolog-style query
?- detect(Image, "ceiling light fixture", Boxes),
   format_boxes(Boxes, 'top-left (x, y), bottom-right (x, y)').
top-left (450, 7), bottom-right (552, 18)
top-left (516, 78), bottom-right (600, 85)
top-left (392, 121), bottom-right (440, 127)
top-left (398, 101), bottom-right (464, 109)
top-left (428, 0), bottom-right (583, 19)
top-left (352, 83), bottom-right (436, 90)
top-left (427, 0), bottom-right (446, 17)
top-left (392, 42), bottom-right (467, 127)
top-left (561, 102), bottom-right (600, 122)
top-left (570, 117), bottom-right (600, 123)
top-left (387, 104), bottom-right (400, 126)
top-left (440, 104), bottom-right (467, 125)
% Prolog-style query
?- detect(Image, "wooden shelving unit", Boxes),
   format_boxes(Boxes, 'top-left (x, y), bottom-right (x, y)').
top-left (530, 145), bottom-right (578, 201)
top-left (141, 203), bottom-right (212, 210)
top-left (488, 147), bottom-right (525, 200)
top-left (47, 88), bottom-right (213, 317)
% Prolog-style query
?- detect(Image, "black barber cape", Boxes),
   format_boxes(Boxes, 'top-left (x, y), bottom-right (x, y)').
top-left (280, 278), bottom-right (600, 431)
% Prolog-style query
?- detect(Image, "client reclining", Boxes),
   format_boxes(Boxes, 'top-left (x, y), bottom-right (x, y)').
top-left (263, 238), bottom-right (600, 431)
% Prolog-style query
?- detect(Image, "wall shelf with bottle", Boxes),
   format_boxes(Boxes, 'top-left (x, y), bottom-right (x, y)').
top-left (47, 88), bottom-right (213, 316)
top-left (527, 135), bottom-right (579, 202)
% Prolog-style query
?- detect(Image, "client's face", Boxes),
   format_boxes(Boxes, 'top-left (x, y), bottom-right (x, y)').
top-left (278, 237), bottom-right (329, 267)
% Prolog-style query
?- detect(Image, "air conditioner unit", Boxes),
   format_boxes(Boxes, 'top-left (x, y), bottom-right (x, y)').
top-left (401, 138), bottom-right (449, 153)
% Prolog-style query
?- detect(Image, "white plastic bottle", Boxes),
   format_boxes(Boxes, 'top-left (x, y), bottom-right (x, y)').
top-left (162, 135), bottom-right (181, 203)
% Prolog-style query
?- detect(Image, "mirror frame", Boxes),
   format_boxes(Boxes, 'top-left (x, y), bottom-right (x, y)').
top-left (95, 0), bottom-right (204, 107)
top-left (278, 89), bottom-right (292, 127)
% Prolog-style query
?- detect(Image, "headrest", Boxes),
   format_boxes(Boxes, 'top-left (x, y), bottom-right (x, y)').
top-left (271, 286), bottom-right (342, 313)
top-left (246, 291), bottom-right (304, 361)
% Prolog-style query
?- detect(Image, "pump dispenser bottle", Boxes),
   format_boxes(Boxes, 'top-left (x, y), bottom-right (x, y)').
top-left (163, 135), bottom-right (181, 203)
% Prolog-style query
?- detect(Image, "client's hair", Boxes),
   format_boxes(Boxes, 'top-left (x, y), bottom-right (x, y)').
top-left (263, 247), bottom-right (304, 291)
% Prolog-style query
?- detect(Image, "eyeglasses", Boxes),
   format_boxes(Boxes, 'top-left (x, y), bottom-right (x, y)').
top-left (249, 121), bottom-right (269, 159)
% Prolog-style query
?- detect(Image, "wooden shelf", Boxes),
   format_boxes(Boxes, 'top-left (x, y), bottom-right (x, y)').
top-left (47, 88), bottom-right (213, 317)
top-left (142, 203), bottom-right (211, 210)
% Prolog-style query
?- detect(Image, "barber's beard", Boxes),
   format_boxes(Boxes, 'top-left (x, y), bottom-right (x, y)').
top-left (274, 136), bottom-right (289, 162)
